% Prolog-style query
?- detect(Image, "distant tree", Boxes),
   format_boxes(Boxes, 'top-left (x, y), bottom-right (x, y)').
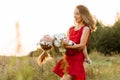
top-left (28, 48), bottom-right (43, 57)
top-left (88, 20), bottom-right (103, 53)
top-left (88, 17), bottom-right (120, 55)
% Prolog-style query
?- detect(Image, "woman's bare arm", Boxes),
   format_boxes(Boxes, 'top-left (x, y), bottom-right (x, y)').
top-left (65, 27), bottom-right (90, 51)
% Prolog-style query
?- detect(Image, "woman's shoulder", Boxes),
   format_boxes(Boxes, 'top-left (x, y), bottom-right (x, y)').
top-left (68, 26), bottom-right (75, 31)
top-left (82, 26), bottom-right (91, 33)
top-left (83, 26), bottom-right (90, 31)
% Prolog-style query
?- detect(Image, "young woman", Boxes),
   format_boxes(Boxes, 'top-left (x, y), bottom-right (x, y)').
top-left (53, 4), bottom-right (96, 80)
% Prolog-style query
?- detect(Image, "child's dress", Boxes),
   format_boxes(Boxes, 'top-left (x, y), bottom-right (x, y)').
top-left (53, 25), bottom-right (89, 80)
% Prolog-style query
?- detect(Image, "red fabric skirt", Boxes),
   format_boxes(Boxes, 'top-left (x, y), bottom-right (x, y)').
top-left (53, 53), bottom-right (86, 80)
top-left (73, 75), bottom-right (85, 80)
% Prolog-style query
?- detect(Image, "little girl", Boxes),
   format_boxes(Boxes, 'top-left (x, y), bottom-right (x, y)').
top-left (39, 33), bottom-right (92, 64)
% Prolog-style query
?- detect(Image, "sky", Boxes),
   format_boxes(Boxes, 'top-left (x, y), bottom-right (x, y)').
top-left (0, 0), bottom-right (120, 56)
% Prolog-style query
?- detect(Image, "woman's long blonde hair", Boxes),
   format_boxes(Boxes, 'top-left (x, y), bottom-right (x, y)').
top-left (76, 5), bottom-right (96, 32)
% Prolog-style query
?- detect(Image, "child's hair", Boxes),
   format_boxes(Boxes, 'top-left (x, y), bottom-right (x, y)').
top-left (37, 51), bottom-right (51, 65)
top-left (37, 40), bottom-right (52, 65)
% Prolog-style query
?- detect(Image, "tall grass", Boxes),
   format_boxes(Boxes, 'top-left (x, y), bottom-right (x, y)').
top-left (0, 52), bottom-right (120, 80)
top-left (85, 52), bottom-right (120, 80)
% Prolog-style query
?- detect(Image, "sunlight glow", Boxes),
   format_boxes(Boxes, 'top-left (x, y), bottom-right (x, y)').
top-left (0, 0), bottom-right (120, 56)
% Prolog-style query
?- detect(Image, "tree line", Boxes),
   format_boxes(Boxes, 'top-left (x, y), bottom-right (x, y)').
top-left (88, 17), bottom-right (120, 55)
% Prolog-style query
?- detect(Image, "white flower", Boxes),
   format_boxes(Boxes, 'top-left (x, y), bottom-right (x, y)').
top-left (54, 40), bottom-right (61, 47)
top-left (40, 41), bottom-right (52, 46)
top-left (54, 33), bottom-right (66, 41)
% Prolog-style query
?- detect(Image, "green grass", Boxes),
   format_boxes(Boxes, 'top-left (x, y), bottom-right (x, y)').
top-left (0, 52), bottom-right (120, 80)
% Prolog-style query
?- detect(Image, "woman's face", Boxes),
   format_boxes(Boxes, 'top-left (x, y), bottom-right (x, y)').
top-left (74, 8), bottom-right (82, 24)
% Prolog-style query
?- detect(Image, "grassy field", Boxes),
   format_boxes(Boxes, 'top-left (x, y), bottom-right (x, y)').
top-left (0, 52), bottom-right (120, 80)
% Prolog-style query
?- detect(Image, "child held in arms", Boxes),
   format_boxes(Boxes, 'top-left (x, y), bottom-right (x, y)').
top-left (38, 33), bottom-right (92, 65)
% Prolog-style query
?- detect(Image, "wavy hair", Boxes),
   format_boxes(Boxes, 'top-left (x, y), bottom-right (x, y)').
top-left (76, 5), bottom-right (96, 32)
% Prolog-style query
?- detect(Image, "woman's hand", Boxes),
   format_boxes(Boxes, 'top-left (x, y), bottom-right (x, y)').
top-left (63, 39), bottom-right (70, 45)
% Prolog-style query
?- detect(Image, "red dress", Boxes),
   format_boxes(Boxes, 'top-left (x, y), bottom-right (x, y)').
top-left (53, 26), bottom-right (89, 80)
